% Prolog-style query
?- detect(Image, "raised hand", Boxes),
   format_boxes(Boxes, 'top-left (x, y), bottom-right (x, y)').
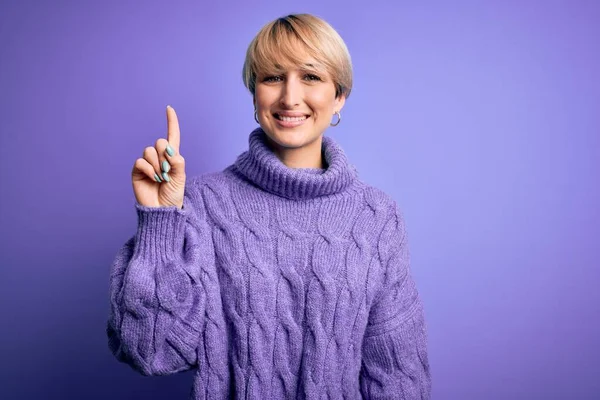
top-left (131, 105), bottom-right (186, 209)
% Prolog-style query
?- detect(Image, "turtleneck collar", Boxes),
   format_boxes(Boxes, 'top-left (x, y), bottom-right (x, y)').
top-left (232, 127), bottom-right (358, 201)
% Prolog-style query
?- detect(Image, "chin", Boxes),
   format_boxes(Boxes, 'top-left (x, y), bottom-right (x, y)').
top-left (266, 127), bottom-right (319, 149)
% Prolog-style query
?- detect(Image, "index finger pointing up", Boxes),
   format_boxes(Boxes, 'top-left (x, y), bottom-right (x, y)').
top-left (166, 105), bottom-right (180, 153)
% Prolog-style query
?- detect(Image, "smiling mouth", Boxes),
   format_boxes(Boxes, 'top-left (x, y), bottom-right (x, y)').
top-left (274, 113), bottom-right (309, 121)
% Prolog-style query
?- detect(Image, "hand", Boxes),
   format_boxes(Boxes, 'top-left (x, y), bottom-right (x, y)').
top-left (131, 105), bottom-right (186, 209)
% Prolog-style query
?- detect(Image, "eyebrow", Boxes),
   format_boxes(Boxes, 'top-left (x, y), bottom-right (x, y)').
top-left (273, 63), bottom-right (322, 70)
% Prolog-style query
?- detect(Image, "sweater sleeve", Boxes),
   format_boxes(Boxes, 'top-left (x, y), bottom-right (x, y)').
top-left (360, 203), bottom-right (431, 399)
top-left (106, 184), bottom-right (218, 376)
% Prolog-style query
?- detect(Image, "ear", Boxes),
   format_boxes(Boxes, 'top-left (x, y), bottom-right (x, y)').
top-left (334, 94), bottom-right (346, 113)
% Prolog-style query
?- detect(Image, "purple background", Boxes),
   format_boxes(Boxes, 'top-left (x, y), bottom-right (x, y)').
top-left (1, 1), bottom-right (598, 399)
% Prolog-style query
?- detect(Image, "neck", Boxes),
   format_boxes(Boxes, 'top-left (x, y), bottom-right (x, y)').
top-left (265, 135), bottom-right (325, 169)
top-left (232, 127), bottom-right (358, 200)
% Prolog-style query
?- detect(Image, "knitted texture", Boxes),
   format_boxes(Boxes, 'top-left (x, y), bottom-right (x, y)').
top-left (107, 127), bottom-right (431, 399)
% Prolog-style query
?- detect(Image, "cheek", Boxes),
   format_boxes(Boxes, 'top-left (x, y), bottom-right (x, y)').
top-left (255, 87), bottom-right (275, 110)
top-left (308, 95), bottom-right (335, 118)
top-left (307, 86), bottom-right (336, 112)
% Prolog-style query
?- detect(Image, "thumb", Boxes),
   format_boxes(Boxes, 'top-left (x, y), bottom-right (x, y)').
top-left (164, 152), bottom-right (186, 180)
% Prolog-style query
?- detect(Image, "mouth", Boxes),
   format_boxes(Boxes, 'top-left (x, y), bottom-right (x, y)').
top-left (273, 113), bottom-right (310, 122)
top-left (273, 113), bottom-right (310, 128)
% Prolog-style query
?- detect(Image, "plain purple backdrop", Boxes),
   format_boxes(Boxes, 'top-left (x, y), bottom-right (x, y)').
top-left (1, 1), bottom-right (598, 399)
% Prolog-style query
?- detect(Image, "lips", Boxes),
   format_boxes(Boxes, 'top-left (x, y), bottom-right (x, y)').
top-left (274, 113), bottom-right (308, 121)
top-left (273, 113), bottom-right (309, 128)
top-left (273, 111), bottom-right (310, 119)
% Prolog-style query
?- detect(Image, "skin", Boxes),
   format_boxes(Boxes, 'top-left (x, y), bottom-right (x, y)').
top-left (132, 52), bottom-right (346, 209)
top-left (132, 105), bottom-right (186, 209)
top-left (253, 55), bottom-right (346, 169)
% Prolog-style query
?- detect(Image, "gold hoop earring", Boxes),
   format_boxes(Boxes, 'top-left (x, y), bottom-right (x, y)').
top-left (330, 111), bottom-right (341, 127)
top-left (254, 110), bottom-right (259, 124)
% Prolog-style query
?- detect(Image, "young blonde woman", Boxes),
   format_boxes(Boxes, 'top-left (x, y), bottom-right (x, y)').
top-left (107, 13), bottom-right (431, 399)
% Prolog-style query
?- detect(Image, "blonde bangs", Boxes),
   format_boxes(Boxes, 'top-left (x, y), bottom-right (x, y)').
top-left (242, 14), bottom-right (353, 99)
top-left (255, 25), bottom-right (324, 74)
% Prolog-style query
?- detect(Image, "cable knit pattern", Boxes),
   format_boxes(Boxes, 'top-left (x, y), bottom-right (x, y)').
top-left (107, 127), bottom-right (431, 399)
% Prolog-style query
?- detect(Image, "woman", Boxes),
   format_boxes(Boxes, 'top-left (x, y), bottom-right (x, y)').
top-left (107, 13), bottom-right (431, 399)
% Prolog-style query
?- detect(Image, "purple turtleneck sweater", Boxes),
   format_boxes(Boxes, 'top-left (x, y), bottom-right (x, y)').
top-left (107, 128), bottom-right (431, 399)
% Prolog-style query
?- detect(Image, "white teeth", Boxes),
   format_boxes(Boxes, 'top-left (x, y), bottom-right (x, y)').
top-left (277, 114), bottom-right (307, 121)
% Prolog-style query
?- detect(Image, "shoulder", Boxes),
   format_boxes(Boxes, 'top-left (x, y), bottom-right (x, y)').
top-left (184, 169), bottom-right (235, 195)
top-left (355, 181), bottom-right (409, 257)
top-left (179, 171), bottom-right (234, 219)
top-left (357, 179), bottom-right (405, 223)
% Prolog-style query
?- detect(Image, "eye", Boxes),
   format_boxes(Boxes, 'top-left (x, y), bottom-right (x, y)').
top-left (263, 75), bottom-right (282, 83)
top-left (304, 74), bottom-right (322, 81)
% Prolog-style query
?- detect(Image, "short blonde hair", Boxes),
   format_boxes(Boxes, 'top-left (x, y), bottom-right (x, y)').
top-left (242, 14), bottom-right (353, 100)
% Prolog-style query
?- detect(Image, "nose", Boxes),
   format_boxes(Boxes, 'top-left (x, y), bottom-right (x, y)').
top-left (280, 75), bottom-right (302, 108)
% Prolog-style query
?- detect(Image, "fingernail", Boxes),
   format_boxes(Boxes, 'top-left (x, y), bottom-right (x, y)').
top-left (154, 173), bottom-right (162, 182)
top-left (166, 105), bottom-right (171, 110)
top-left (166, 144), bottom-right (174, 157)
top-left (162, 160), bottom-right (171, 173)
top-left (162, 172), bottom-right (170, 182)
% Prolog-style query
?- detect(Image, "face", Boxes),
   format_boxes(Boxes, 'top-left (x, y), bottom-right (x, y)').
top-left (254, 57), bottom-right (345, 152)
